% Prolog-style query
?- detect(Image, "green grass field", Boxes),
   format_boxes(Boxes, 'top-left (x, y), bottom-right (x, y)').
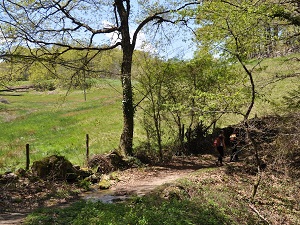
top-left (0, 79), bottom-right (124, 172)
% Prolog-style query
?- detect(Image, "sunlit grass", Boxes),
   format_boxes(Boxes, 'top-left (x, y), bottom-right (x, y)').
top-left (0, 79), bottom-right (124, 172)
top-left (24, 196), bottom-right (235, 225)
top-left (218, 54), bottom-right (300, 127)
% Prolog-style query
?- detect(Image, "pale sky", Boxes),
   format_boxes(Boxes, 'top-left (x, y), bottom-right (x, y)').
top-left (102, 19), bottom-right (196, 60)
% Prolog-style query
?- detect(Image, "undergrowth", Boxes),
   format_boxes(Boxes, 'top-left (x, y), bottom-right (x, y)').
top-left (25, 197), bottom-right (235, 225)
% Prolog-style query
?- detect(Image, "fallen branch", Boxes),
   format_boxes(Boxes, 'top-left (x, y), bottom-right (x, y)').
top-left (0, 85), bottom-right (34, 92)
top-left (249, 203), bottom-right (270, 225)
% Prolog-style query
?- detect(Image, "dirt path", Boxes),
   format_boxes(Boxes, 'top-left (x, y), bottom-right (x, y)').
top-left (81, 155), bottom-right (215, 203)
top-left (0, 213), bottom-right (29, 225)
top-left (0, 155), bottom-right (216, 224)
top-left (81, 167), bottom-right (195, 203)
top-left (111, 155), bottom-right (212, 196)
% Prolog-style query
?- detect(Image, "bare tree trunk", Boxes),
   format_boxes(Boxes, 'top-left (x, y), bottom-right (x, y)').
top-left (251, 166), bottom-right (262, 202)
top-left (154, 112), bottom-right (163, 161)
top-left (236, 54), bottom-right (263, 202)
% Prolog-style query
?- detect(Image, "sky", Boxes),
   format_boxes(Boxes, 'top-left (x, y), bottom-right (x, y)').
top-left (99, 2), bottom-right (198, 60)
top-left (103, 22), bottom-right (197, 60)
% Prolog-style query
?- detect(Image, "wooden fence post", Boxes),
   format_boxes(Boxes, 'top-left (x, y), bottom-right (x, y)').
top-left (86, 134), bottom-right (89, 166)
top-left (26, 144), bottom-right (30, 170)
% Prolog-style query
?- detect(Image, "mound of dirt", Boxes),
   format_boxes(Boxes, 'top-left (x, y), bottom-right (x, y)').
top-left (31, 155), bottom-right (77, 181)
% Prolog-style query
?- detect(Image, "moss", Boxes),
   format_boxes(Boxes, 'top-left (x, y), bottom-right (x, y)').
top-left (98, 178), bottom-right (111, 189)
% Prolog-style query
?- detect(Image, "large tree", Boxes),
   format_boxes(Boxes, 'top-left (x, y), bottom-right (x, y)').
top-left (0, 0), bottom-right (200, 156)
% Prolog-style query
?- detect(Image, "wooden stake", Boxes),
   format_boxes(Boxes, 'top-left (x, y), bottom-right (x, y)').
top-left (86, 134), bottom-right (89, 165)
top-left (26, 144), bottom-right (30, 170)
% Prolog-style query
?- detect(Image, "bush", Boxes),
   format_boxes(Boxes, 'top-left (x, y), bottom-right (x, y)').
top-left (33, 80), bottom-right (56, 91)
top-left (59, 78), bottom-right (97, 90)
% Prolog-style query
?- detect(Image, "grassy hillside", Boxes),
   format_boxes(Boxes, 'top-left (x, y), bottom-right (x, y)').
top-left (251, 54), bottom-right (299, 114)
top-left (218, 53), bottom-right (300, 127)
top-left (0, 79), bottom-right (124, 172)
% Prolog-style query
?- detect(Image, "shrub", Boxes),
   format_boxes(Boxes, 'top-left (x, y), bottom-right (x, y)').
top-left (33, 80), bottom-right (56, 91)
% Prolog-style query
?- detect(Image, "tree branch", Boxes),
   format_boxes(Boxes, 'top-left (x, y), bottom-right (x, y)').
top-left (132, 1), bottom-right (201, 49)
top-left (249, 204), bottom-right (270, 224)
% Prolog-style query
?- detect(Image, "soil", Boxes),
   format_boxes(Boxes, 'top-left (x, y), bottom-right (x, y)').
top-left (0, 155), bottom-right (215, 225)
top-left (108, 155), bottom-right (214, 196)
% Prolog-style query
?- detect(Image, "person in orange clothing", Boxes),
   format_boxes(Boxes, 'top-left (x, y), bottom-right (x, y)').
top-left (214, 130), bottom-right (226, 166)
